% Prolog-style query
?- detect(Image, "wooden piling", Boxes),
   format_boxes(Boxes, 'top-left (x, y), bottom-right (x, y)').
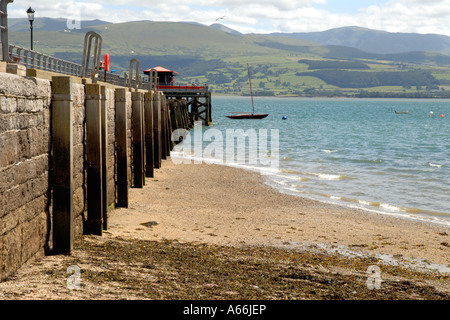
top-left (184, 101), bottom-right (191, 128)
top-left (173, 100), bottom-right (181, 131)
top-left (179, 100), bottom-right (185, 129)
top-left (132, 91), bottom-right (144, 187)
top-left (100, 86), bottom-right (108, 230)
top-left (51, 76), bottom-right (74, 254)
top-left (153, 91), bottom-right (162, 169)
top-left (166, 102), bottom-right (174, 151)
top-left (115, 88), bottom-right (129, 207)
top-left (161, 94), bottom-right (167, 160)
top-left (144, 91), bottom-right (154, 177)
top-left (85, 83), bottom-right (103, 236)
top-left (206, 91), bottom-right (212, 126)
top-left (163, 96), bottom-right (172, 156)
top-left (168, 100), bottom-right (175, 130)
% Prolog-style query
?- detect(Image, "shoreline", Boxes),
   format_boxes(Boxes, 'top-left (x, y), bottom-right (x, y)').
top-left (264, 177), bottom-right (450, 231)
top-left (109, 159), bottom-right (450, 270)
top-left (211, 94), bottom-right (450, 100)
top-left (177, 154), bottom-right (450, 230)
top-left (1, 158), bottom-right (449, 300)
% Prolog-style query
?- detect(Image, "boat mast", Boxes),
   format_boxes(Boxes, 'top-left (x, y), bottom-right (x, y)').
top-left (247, 63), bottom-right (255, 114)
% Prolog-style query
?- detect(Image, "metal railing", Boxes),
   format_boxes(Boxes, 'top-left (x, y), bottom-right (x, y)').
top-left (0, 0), bottom-right (148, 90)
top-left (81, 31), bottom-right (102, 82)
top-left (9, 44), bottom-right (83, 76)
top-left (8, 43), bottom-right (148, 89)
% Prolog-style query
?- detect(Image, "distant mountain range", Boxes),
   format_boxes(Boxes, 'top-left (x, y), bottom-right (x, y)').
top-left (271, 26), bottom-right (450, 56)
top-left (209, 23), bottom-right (242, 35)
top-left (7, 18), bottom-right (450, 96)
top-left (9, 18), bottom-right (450, 57)
top-left (8, 17), bottom-right (111, 32)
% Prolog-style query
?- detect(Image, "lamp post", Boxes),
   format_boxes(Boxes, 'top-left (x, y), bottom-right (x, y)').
top-left (27, 7), bottom-right (35, 50)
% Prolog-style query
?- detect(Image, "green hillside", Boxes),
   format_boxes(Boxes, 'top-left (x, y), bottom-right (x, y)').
top-left (9, 19), bottom-right (450, 98)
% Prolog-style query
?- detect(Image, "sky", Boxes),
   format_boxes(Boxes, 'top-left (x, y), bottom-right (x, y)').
top-left (8, 0), bottom-right (450, 36)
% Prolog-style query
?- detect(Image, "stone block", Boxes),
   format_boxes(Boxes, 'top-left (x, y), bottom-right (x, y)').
top-left (0, 61), bottom-right (7, 73)
top-left (1, 208), bottom-right (20, 235)
top-left (0, 227), bottom-right (21, 281)
top-left (13, 159), bottom-right (37, 186)
top-left (21, 211), bottom-right (48, 263)
top-left (0, 166), bottom-right (14, 195)
top-left (0, 132), bottom-right (19, 167)
top-left (0, 96), bottom-right (17, 114)
top-left (73, 187), bottom-right (85, 217)
top-left (0, 73), bottom-right (51, 98)
top-left (6, 64), bottom-right (26, 77)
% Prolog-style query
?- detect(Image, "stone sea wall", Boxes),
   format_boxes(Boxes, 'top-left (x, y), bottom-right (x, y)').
top-left (0, 68), bottom-right (169, 281)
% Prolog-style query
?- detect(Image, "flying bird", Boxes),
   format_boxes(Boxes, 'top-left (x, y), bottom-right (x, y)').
top-left (216, 16), bottom-right (225, 21)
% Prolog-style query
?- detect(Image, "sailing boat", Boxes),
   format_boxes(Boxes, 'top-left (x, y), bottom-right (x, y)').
top-left (226, 64), bottom-right (268, 119)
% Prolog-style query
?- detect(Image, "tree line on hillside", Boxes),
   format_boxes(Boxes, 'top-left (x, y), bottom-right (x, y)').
top-left (296, 70), bottom-right (439, 88)
top-left (298, 59), bottom-right (370, 70)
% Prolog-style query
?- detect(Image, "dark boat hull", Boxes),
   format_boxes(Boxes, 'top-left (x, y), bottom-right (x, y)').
top-left (226, 113), bottom-right (268, 119)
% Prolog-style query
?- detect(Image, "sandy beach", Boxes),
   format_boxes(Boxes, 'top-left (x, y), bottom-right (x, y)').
top-left (110, 159), bottom-right (450, 267)
top-left (0, 158), bottom-right (449, 300)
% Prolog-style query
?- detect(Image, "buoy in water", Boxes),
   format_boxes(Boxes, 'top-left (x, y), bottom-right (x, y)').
top-left (282, 116), bottom-right (287, 120)
top-left (440, 114), bottom-right (445, 117)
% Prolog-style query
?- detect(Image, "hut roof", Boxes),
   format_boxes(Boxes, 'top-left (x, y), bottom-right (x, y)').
top-left (143, 65), bottom-right (179, 75)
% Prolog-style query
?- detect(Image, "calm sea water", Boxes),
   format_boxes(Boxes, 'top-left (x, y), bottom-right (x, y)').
top-left (172, 96), bottom-right (450, 227)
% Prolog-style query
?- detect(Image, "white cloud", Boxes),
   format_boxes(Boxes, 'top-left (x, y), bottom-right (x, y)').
top-left (6, 0), bottom-right (450, 36)
top-left (356, 1), bottom-right (450, 34)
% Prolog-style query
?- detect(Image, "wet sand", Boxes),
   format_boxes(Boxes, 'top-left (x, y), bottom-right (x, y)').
top-left (1, 158), bottom-right (449, 300)
top-left (109, 159), bottom-right (450, 270)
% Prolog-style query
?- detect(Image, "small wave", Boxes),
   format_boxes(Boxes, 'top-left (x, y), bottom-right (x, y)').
top-left (280, 169), bottom-right (301, 174)
top-left (272, 173), bottom-right (307, 182)
top-left (287, 172), bottom-right (352, 181)
top-left (358, 200), bottom-right (372, 206)
top-left (277, 169), bottom-right (311, 181)
top-left (316, 173), bottom-right (347, 180)
top-left (339, 197), bottom-right (360, 203)
top-left (322, 149), bottom-right (338, 153)
top-left (379, 203), bottom-right (401, 212)
top-left (267, 180), bottom-right (450, 228)
top-left (429, 163), bottom-right (443, 168)
top-left (350, 159), bottom-right (383, 164)
top-left (278, 169), bottom-right (349, 181)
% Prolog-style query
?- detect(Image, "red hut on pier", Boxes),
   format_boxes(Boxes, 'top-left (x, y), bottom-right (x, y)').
top-left (144, 65), bottom-right (211, 125)
top-left (143, 65), bottom-right (179, 86)
top-left (143, 65), bottom-right (206, 92)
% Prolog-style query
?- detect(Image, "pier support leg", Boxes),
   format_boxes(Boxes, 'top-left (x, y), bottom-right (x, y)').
top-left (206, 91), bottom-right (212, 126)
top-left (132, 91), bottom-right (144, 187)
top-left (161, 95), bottom-right (167, 160)
top-left (100, 86), bottom-right (108, 230)
top-left (115, 88), bottom-right (129, 207)
top-left (144, 91), bottom-right (154, 177)
top-left (85, 83), bottom-right (103, 236)
top-left (51, 76), bottom-right (74, 254)
top-left (153, 92), bottom-right (161, 169)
